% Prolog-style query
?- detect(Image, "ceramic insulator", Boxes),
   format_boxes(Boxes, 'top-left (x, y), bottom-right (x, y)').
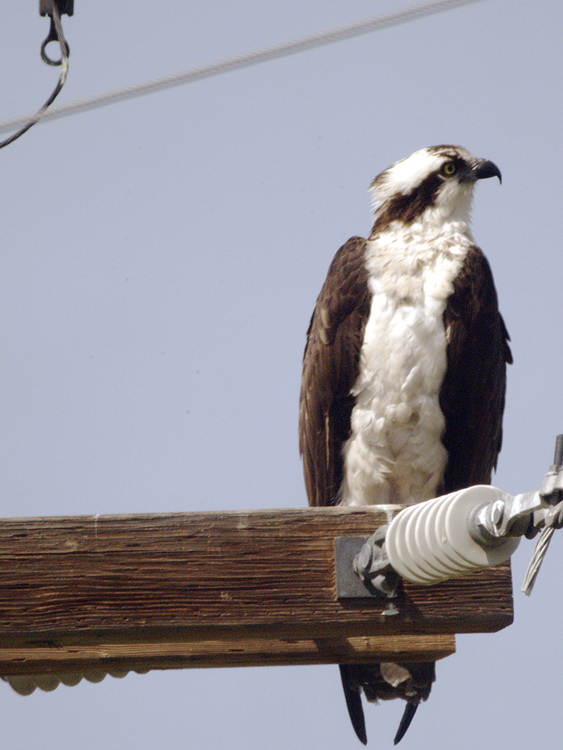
top-left (385, 485), bottom-right (520, 585)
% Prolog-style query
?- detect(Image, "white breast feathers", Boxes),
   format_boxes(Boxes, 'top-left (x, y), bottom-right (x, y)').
top-left (340, 220), bottom-right (473, 506)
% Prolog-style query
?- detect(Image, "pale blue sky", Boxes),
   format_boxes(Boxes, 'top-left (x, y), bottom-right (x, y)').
top-left (0, 1), bottom-right (562, 748)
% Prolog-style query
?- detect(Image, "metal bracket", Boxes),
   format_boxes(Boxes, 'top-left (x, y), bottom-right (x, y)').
top-left (470, 490), bottom-right (544, 544)
top-left (470, 435), bottom-right (563, 546)
top-left (334, 527), bottom-right (399, 599)
top-left (39, 0), bottom-right (74, 17)
top-left (39, 0), bottom-right (72, 66)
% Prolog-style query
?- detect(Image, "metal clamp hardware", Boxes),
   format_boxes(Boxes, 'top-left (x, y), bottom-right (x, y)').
top-left (40, 0), bottom-right (73, 65)
top-left (469, 434), bottom-right (563, 547)
top-left (39, 0), bottom-right (74, 18)
top-left (334, 434), bottom-right (563, 598)
top-left (470, 490), bottom-right (544, 544)
top-left (334, 529), bottom-right (398, 599)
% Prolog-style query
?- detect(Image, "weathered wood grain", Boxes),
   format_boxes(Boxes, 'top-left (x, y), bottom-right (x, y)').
top-left (0, 634), bottom-right (456, 675)
top-left (0, 506), bottom-right (513, 659)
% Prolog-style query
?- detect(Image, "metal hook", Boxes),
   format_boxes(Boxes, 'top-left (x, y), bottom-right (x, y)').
top-left (41, 14), bottom-right (70, 66)
top-left (0, 1), bottom-right (70, 150)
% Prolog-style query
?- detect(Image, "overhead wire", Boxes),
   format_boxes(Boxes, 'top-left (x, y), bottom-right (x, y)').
top-left (0, 0), bottom-right (486, 136)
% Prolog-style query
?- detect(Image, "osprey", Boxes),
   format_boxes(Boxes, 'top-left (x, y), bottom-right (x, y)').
top-left (299, 145), bottom-right (511, 744)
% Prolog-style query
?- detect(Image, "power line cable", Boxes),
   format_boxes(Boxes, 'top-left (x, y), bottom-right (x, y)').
top-left (0, 0), bottom-right (486, 136)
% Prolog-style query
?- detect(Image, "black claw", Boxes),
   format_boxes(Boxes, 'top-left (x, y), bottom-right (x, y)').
top-left (394, 702), bottom-right (419, 745)
top-left (339, 665), bottom-right (368, 744)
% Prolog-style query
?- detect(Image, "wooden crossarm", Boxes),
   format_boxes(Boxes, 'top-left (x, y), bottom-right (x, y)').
top-left (0, 506), bottom-right (513, 675)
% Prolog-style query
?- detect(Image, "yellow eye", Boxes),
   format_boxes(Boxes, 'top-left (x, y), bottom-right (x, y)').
top-left (442, 162), bottom-right (457, 176)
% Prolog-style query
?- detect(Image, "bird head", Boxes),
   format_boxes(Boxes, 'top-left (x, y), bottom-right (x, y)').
top-left (369, 145), bottom-right (501, 235)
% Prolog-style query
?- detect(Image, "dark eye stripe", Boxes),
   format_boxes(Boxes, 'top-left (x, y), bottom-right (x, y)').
top-left (368, 148), bottom-right (471, 238)
top-left (370, 171), bottom-right (442, 234)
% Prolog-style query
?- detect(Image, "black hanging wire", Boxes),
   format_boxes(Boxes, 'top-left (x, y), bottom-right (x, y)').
top-left (0, 3), bottom-right (69, 150)
top-left (0, 0), bottom-right (482, 138)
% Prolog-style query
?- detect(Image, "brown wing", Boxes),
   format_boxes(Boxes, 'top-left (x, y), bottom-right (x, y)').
top-left (301, 241), bottom-right (510, 747)
top-left (439, 245), bottom-right (512, 493)
top-left (299, 236), bottom-right (371, 507)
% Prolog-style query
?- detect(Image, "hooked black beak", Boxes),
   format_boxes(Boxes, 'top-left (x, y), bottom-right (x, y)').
top-left (468, 158), bottom-right (502, 184)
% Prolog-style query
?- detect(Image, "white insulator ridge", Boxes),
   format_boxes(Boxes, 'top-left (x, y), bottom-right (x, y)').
top-left (385, 486), bottom-right (520, 585)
